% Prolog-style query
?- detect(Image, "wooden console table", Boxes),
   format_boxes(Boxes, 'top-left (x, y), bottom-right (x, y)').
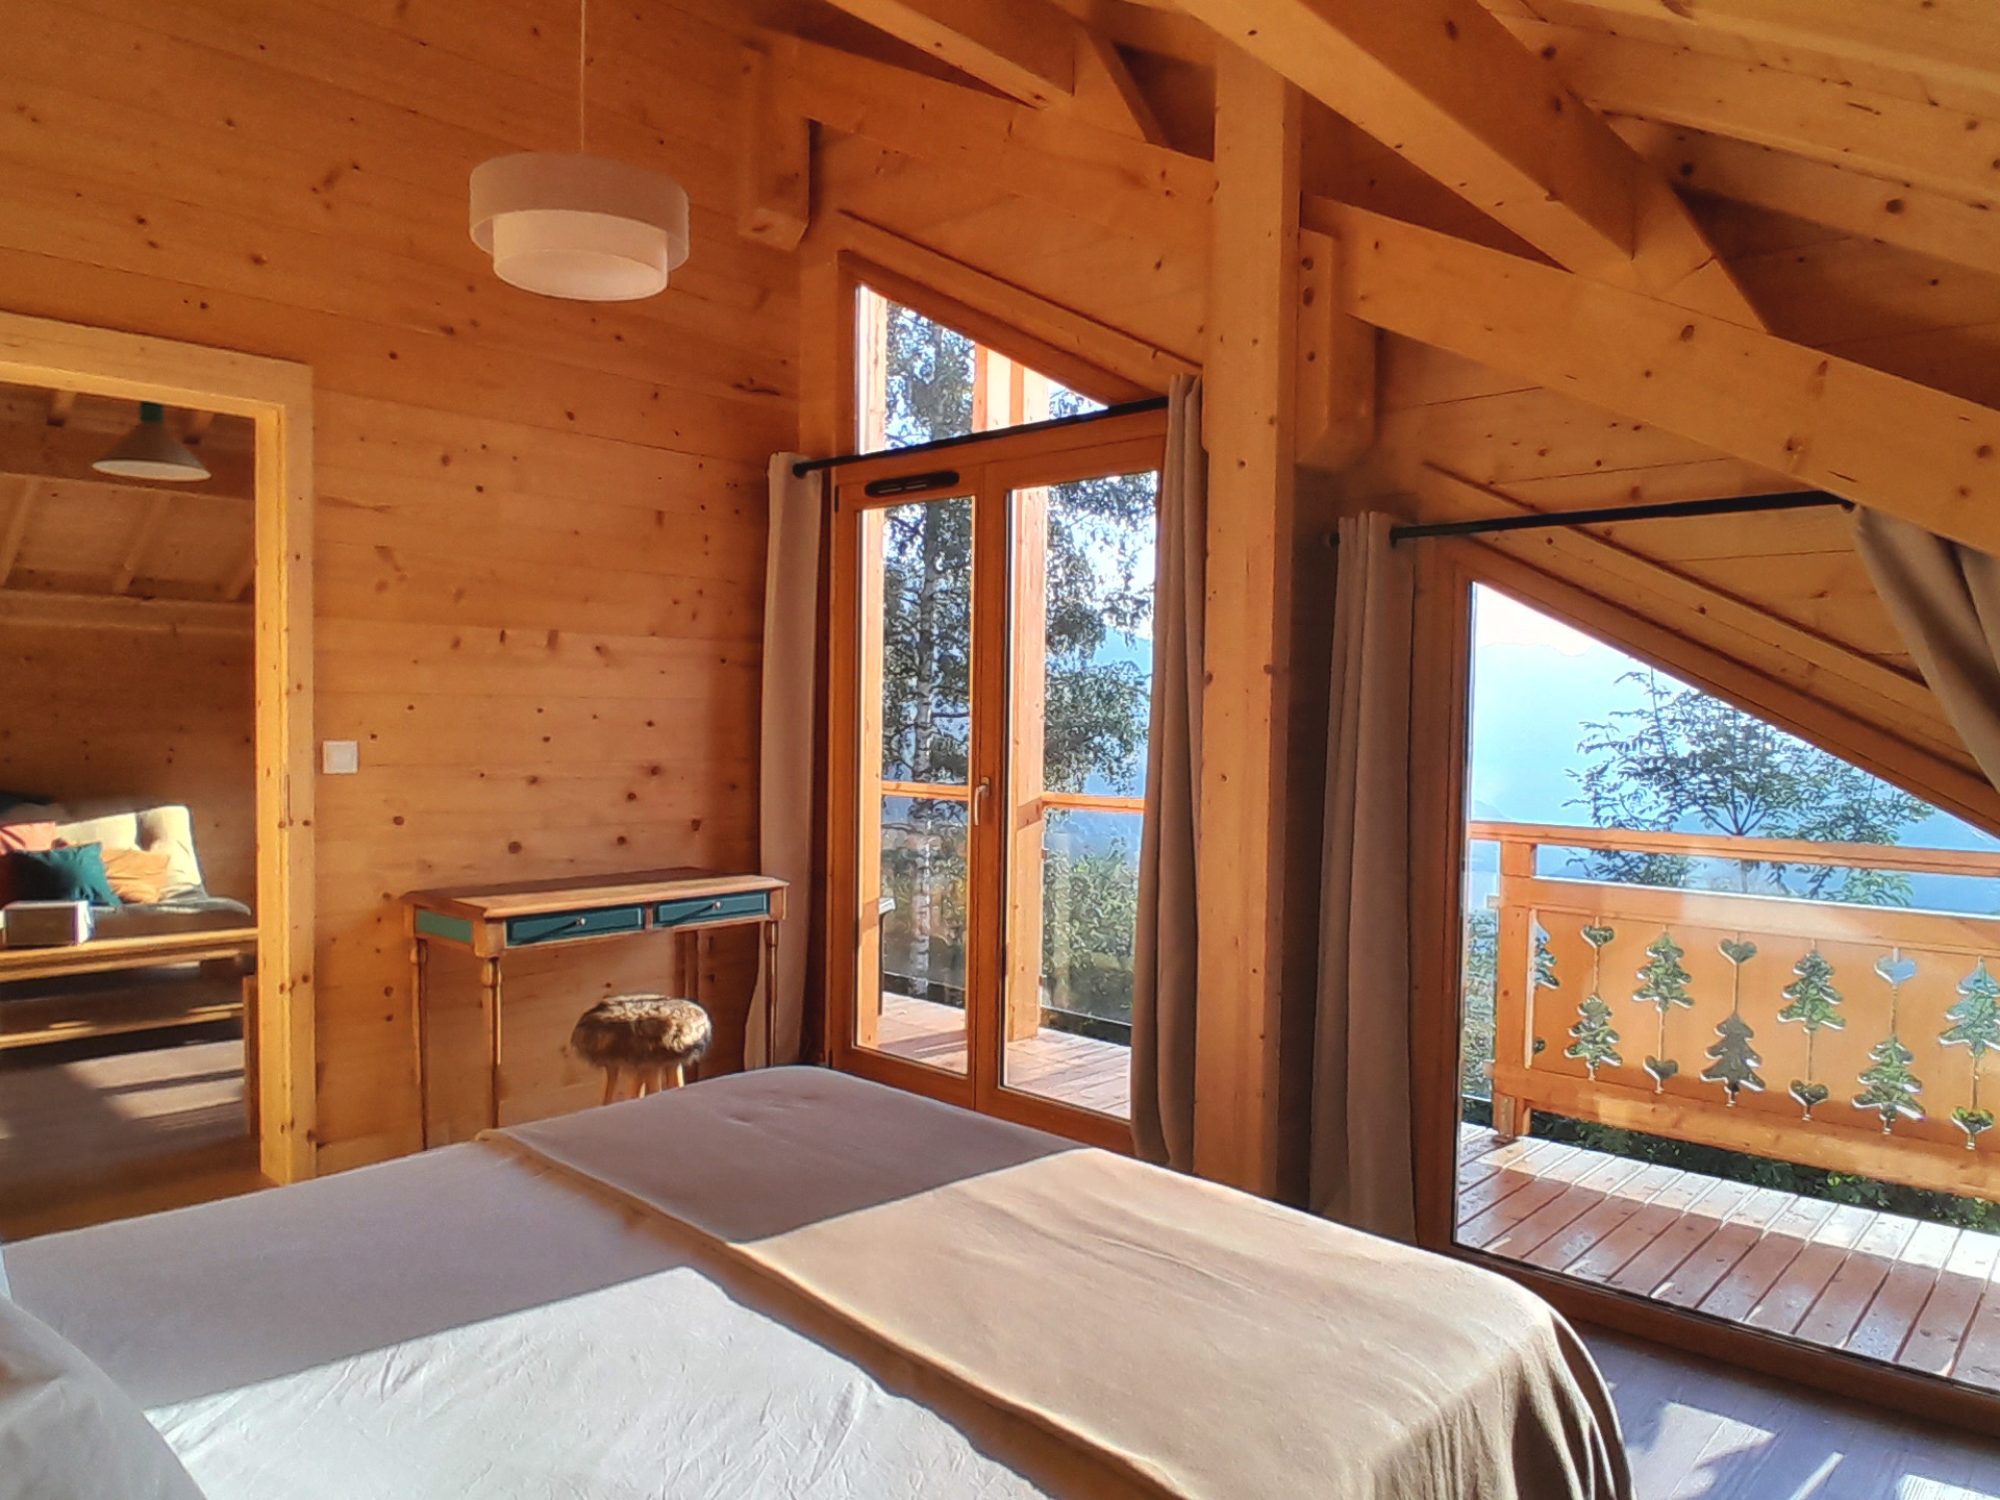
top-left (403, 869), bottom-right (787, 1145)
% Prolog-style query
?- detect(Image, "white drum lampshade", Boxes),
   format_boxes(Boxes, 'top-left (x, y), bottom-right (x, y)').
top-left (469, 152), bottom-right (690, 302)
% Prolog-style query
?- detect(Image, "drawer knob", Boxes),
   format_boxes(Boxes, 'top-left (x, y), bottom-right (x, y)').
top-left (707, 899), bottom-right (722, 911)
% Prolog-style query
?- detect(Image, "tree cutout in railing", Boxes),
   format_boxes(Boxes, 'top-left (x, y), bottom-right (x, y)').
top-left (1566, 925), bottom-right (1621, 1079)
top-left (1942, 960), bottom-right (2000, 1150)
top-left (1778, 947), bottom-right (1845, 1120)
top-left (1702, 939), bottom-right (1765, 1106)
top-left (1533, 924), bottom-right (1560, 993)
top-left (1852, 951), bottom-right (1924, 1134)
top-left (1633, 931), bottom-right (1692, 1092)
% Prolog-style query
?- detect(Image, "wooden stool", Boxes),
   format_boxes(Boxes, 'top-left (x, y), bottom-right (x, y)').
top-left (570, 993), bottom-right (712, 1104)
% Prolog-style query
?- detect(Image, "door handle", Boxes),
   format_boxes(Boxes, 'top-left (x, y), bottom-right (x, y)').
top-left (971, 778), bottom-right (992, 825)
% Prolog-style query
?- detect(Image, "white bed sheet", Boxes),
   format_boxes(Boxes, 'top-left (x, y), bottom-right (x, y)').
top-left (1, 1139), bottom-right (1112, 1499)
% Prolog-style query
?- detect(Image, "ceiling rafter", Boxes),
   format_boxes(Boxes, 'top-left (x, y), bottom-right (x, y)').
top-left (1319, 199), bottom-right (2000, 556)
top-left (1538, 0), bottom-right (2000, 103)
top-left (1511, 18), bottom-right (2000, 212)
top-left (111, 493), bottom-right (174, 595)
top-left (1169, 0), bottom-right (1766, 326)
top-left (0, 479), bottom-right (36, 588)
top-left (814, 0), bottom-right (1080, 107)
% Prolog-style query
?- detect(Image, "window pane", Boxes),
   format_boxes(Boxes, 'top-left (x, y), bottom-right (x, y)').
top-left (854, 497), bottom-right (974, 1076)
top-left (1003, 469), bottom-right (1158, 1119)
top-left (1454, 583), bottom-right (2000, 1396)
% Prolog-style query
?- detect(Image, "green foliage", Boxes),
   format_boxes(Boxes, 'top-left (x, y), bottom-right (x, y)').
top-left (1777, 949), bottom-right (1845, 1033)
top-left (1853, 1036), bottom-right (1925, 1132)
top-left (1633, 932), bottom-right (1693, 1014)
top-left (1943, 962), bottom-right (2000, 1061)
top-left (1566, 994), bottom-right (1622, 1078)
top-left (1702, 1013), bottom-right (1766, 1104)
top-left (1460, 910), bottom-right (1497, 1100)
top-left (1570, 670), bottom-right (1925, 902)
top-left (1041, 822), bottom-right (1139, 1024)
top-left (1532, 924), bottom-right (1560, 991)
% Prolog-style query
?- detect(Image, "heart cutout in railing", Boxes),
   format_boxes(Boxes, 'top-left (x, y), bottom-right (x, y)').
top-left (1644, 1056), bottom-right (1678, 1087)
top-left (1582, 924), bottom-right (1615, 950)
top-left (1789, 1079), bottom-right (1831, 1116)
top-left (1875, 954), bottom-right (1919, 988)
top-left (1718, 939), bottom-right (1758, 966)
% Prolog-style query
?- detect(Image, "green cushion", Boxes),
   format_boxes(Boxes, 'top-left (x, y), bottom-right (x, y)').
top-left (5, 845), bottom-right (122, 907)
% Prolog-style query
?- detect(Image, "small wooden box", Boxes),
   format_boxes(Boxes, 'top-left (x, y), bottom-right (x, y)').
top-left (2, 900), bottom-right (95, 948)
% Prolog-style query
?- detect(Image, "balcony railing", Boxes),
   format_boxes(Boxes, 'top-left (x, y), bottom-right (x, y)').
top-left (1476, 820), bottom-right (2000, 1202)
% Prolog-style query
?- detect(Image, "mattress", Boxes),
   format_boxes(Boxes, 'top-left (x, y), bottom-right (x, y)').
top-left (2, 1069), bottom-right (1628, 1499)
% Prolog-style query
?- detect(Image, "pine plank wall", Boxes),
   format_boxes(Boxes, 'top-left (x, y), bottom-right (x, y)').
top-left (1, 0), bottom-right (796, 1171)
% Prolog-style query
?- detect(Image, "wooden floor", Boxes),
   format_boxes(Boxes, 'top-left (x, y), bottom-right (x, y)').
top-left (874, 993), bottom-right (1131, 1118)
top-left (0, 1025), bottom-right (265, 1240)
top-left (1460, 1125), bottom-right (2000, 1398)
top-left (1583, 1326), bottom-right (2000, 1498)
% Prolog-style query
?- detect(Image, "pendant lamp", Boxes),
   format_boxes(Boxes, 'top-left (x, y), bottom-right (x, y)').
top-left (468, 0), bottom-right (689, 301)
top-left (93, 403), bottom-right (211, 483)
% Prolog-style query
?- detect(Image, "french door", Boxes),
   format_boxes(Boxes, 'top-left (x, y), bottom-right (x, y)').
top-left (826, 409), bottom-right (1165, 1147)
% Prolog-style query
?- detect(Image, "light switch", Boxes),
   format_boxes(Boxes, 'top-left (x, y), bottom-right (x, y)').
top-left (321, 740), bottom-right (360, 775)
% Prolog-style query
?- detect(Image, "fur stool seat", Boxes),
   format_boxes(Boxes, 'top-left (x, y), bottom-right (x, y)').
top-left (570, 993), bottom-right (712, 1103)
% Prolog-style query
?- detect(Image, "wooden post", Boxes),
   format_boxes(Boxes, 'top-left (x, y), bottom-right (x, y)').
top-left (479, 952), bottom-right (504, 1130)
top-left (854, 507), bottom-right (888, 1050)
top-left (1294, 227), bottom-right (1376, 473)
top-left (737, 46), bottom-right (810, 250)
top-left (1491, 835), bottom-right (1535, 1142)
top-left (1192, 48), bottom-right (1302, 1196)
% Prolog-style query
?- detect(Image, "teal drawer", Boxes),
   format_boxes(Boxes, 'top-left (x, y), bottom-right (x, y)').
top-left (655, 891), bottom-right (769, 928)
top-left (506, 905), bottom-right (646, 947)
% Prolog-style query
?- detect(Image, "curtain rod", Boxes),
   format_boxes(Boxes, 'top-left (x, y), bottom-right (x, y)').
top-left (1376, 490), bottom-right (1851, 545)
top-left (791, 395), bottom-right (1170, 477)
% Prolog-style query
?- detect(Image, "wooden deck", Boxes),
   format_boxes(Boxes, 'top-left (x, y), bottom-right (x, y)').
top-left (1459, 1125), bottom-right (2000, 1396)
top-left (874, 993), bottom-right (1131, 1119)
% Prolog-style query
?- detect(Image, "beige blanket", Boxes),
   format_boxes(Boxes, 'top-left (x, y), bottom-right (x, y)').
top-left (496, 1068), bottom-right (1629, 1500)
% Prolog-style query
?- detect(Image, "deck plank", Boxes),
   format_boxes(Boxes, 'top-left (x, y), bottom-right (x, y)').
top-left (874, 994), bottom-right (1132, 1119)
top-left (1455, 1124), bottom-right (2000, 1397)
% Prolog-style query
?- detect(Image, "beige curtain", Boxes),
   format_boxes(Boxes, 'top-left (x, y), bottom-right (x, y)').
top-left (1853, 508), bottom-right (2000, 789)
top-left (1130, 375), bottom-right (1206, 1169)
top-left (758, 455), bottom-right (824, 1066)
top-left (1307, 512), bottom-right (1418, 1239)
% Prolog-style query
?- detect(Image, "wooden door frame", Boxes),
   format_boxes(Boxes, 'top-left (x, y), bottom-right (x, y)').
top-left (825, 412), bottom-right (1166, 1152)
top-left (1407, 539), bottom-right (2000, 1435)
top-left (0, 310), bottom-right (316, 1186)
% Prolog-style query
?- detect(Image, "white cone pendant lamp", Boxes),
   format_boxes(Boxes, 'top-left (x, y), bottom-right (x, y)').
top-left (93, 403), bottom-right (211, 483)
top-left (469, 0), bottom-right (689, 301)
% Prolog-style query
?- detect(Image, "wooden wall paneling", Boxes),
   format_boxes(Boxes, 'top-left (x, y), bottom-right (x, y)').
top-left (0, 2), bottom-right (795, 1171)
top-left (0, 621), bottom-right (255, 900)
top-left (1192, 48), bottom-right (1301, 1196)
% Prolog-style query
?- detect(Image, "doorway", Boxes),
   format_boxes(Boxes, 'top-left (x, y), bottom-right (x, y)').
top-left (0, 311), bottom-right (315, 1226)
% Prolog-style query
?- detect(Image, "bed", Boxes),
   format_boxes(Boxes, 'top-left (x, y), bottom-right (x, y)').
top-left (0, 1068), bottom-right (1630, 1499)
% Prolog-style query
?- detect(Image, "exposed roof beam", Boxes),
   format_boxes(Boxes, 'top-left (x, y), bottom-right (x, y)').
top-left (1317, 199), bottom-right (2000, 556)
top-left (45, 389), bottom-right (75, 428)
top-left (110, 493), bottom-right (173, 595)
top-left (1515, 19), bottom-right (2000, 212)
top-left (815, 0), bottom-right (1079, 106)
top-left (1547, 0), bottom-right (2000, 103)
top-left (774, 35), bottom-right (1210, 245)
top-left (1073, 28), bottom-right (1167, 143)
top-left (0, 479), bottom-right (35, 587)
top-left (1611, 120), bottom-right (2000, 282)
top-left (1170, 0), bottom-right (1765, 326)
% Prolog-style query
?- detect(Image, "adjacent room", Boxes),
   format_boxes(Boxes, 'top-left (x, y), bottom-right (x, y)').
top-left (3, 1), bottom-right (1999, 1497)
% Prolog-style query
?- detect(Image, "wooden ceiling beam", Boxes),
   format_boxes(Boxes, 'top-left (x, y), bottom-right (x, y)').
top-left (1610, 121), bottom-right (2000, 282)
top-left (1546, 0), bottom-right (2000, 103)
top-left (0, 411), bottom-right (253, 499)
top-left (775, 34), bottom-right (1210, 245)
top-left (1318, 198), bottom-right (2000, 556)
top-left (45, 389), bottom-right (75, 428)
top-left (815, 0), bottom-right (1079, 106)
top-left (110, 493), bottom-right (173, 595)
top-left (1170, 0), bottom-right (1765, 326)
top-left (1514, 19), bottom-right (2000, 213)
top-left (0, 479), bottom-right (36, 588)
